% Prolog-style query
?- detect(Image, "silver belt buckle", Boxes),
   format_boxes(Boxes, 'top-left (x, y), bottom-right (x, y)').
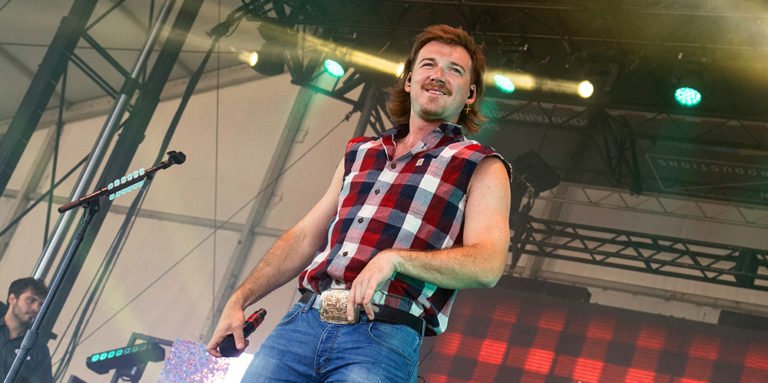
top-left (319, 289), bottom-right (358, 324)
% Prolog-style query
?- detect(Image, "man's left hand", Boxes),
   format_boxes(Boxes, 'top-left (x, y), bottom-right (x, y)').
top-left (346, 250), bottom-right (402, 321)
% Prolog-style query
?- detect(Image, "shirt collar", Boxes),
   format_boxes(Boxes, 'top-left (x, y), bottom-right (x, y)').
top-left (0, 305), bottom-right (8, 341)
top-left (436, 122), bottom-right (464, 137)
top-left (393, 122), bottom-right (464, 139)
top-left (382, 122), bottom-right (464, 159)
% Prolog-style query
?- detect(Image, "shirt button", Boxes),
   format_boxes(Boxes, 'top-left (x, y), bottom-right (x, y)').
top-left (342, 251), bottom-right (348, 257)
top-left (374, 189), bottom-right (380, 195)
top-left (390, 163), bottom-right (396, 169)
top-left (334, 280), bottom-right (343, 285)
top-left (357, 217), bottom-right (364, 223)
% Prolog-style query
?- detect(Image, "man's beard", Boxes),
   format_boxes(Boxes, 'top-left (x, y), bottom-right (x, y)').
top-left (12, 303), bottom-right (34, 329)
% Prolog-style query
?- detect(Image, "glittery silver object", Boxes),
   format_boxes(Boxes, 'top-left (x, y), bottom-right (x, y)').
top-left (157, 339), bottom-right (253, 382)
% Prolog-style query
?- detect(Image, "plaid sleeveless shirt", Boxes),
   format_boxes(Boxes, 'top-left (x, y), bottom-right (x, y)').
top-left (298, 123), bottom-right (510, 335)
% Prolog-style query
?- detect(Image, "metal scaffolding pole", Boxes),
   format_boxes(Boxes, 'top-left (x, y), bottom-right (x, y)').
top-left (32, 0), bottom-right (176, 280)
top-left (0, 0), bottom-right (97, 197)
top-left (352, 79), bottom-right (382, 138)
top-left (0, 128), bottom-right (57, 264)
top-left (515, 216), bottom-right (768, 291)
top-left (36, 0), bottom-right (204, 338)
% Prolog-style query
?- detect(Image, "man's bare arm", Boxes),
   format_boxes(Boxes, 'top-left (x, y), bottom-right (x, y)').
top-left (347, 157), bottom-right (511, 320)
top-left (206, 160), bottom-right (344, 356)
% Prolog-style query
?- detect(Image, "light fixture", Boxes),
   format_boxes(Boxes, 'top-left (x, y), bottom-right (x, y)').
top-left (248, 41), bottom-right (285, 76)
top-left (246, 51), bottom-right (259, 67)
top-left (245, 22), bottom-right (296, 76)
top-left (395, 62), bottom-right (406, 77)
top-left (577, 80), bottom-right (594, 99)
top-left (674, 86), bottom-right (702, 107)
top-left (323, 59), bottom-right (346, 78)
top-left (569, 50), bottom-right (620, 100)
top-left (672, 71), bottom-right (704, 108)
top-left (493, 74), bottom-right (516, 94)
top-left (107, 168), bottom-right (145, 201)
top-left (671, 53), bottom-right (709, 108)
top-left (86, 342), bottom-right (165, 375)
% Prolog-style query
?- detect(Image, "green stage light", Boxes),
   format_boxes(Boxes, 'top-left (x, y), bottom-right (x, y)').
top-left (108, 168), bottom-right (145, 201)
top-left (674, 86), bottom-right (702, 107)
top-left (86, 342), bottom-right (163, 375)
top-left (323, 59), bottom-right (345, 78)
top-left (493, 74), bottom-right (515, 94)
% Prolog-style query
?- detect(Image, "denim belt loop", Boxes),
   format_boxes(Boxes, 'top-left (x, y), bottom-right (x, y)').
top-left (301, 291), bottom-right (316, 313)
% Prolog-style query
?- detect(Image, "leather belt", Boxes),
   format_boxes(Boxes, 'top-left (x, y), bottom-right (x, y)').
top-left (299, 290), bottom-right (425, 336)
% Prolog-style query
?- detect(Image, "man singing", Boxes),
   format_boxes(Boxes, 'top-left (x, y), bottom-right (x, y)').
top-left (208, 24), bottom-right (511, 382)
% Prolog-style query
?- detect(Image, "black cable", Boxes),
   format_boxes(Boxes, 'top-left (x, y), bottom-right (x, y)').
top-left (0, 157), bottom-right (86, 239)
top-left (45, 62), bottom-right (67, 247)
top-left (0, 0), bottom-right (12, 13)
top-left (213, 0), bottom-right (222, 337)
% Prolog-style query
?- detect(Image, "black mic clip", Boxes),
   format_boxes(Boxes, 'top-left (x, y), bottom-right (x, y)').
top-left (160, 150), bottom-right (186, 169)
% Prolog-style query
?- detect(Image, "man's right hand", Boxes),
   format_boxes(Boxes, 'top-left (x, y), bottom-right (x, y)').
top-left (206, 301), bottom-right (247, 357)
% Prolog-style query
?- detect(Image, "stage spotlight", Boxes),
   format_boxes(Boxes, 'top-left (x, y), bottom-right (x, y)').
top-left (671, 53), bottom-right (709, 108)
top-left (245, 22), bottom-right (296, 76)
top-left (568, 50), bottom-right (620, 100)
top-left (674, 86), bottom-right (702, 107)
top-left (577, 80), bottom-right (594, 98)
top-left (249, 41), bottom-right (285, 76)
top-left (246, 51), bottom-right (258, 67)
top-left (323, 59), bottom-right (346, 78)
top-left (493, 74), bottom-right (516, 94)
top-left (86, 342), bottom-right (165, 375)
top-left (395, 62), bottom-right (406, 77)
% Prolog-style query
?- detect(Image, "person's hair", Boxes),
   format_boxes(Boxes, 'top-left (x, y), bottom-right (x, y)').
top-left (8, 277), bottom-right (48, 300)
top-left (387, 24), bottom-right (486, 133)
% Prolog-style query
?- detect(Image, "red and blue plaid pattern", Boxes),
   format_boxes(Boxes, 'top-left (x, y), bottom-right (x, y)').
top-left (299, 123), bottom-right (509, 335)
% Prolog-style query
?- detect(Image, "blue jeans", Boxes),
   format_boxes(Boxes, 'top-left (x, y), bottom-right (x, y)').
top-left (240, 301), bottom-right (423, 382)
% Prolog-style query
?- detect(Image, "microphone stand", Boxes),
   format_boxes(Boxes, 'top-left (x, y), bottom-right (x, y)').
top-left (3, 151), bottom-right (185, 383)
top-left (57, 151), bottom-right (186, 213)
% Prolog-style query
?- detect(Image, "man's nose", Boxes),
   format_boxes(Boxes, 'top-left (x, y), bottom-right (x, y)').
top-left (429, 66), bottom-right (446, 81)
top-left (428, 73), bottom-right (445, 84)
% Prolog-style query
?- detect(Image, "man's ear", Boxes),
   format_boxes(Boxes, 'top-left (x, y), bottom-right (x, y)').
top-left (404, 74), bottom-right (412, 93)
top-left (7, 293), bottom-right (17, 306)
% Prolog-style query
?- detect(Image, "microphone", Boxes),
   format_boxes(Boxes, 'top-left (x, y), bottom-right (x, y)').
top-left (218, 308), bottom-right (267, 357)
top-left (159, 150), bottom-right (186, 169)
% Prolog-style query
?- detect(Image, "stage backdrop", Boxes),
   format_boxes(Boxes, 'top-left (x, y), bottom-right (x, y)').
top-left (419, 277), bottom-right (768, 383)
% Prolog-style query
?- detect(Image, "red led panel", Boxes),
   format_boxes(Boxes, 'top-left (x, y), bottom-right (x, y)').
top-left (419, 280), bottom-right (768, 382)
top-left (523, 348), bottom-right (554, 375)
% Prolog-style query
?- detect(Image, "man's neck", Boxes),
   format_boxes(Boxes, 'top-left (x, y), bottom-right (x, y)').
top-left (3, 312), bottom-right (25, 339)
top-left (403, 117), bottom-right (446, 145)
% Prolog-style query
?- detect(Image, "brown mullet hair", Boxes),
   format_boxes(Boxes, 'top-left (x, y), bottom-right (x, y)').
top-left (387, 24), bottom-right (486, 134)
